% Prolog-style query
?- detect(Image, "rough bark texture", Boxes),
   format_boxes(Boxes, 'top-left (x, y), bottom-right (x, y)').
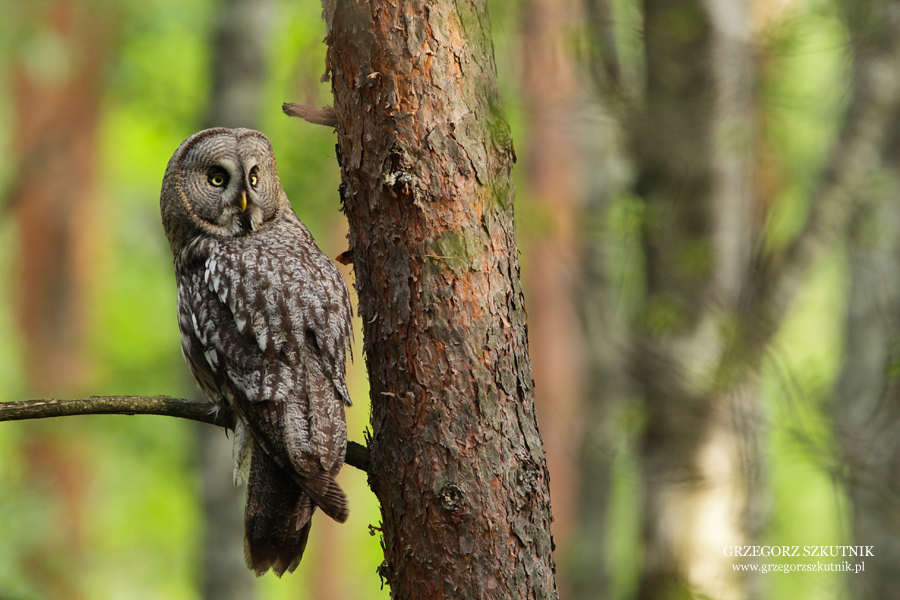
top-left (323, 0), bottom-right (558, 597)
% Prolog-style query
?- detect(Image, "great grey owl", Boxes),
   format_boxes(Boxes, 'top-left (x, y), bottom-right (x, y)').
top-left (160, 128), bottom-right (352, 576)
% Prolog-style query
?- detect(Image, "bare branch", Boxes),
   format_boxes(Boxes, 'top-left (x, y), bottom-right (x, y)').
top-left (345, 439), bottom-right (370, 473)
top-left (282, 103), bottom-right (338, 127)
top-left (0, 395), bottom-right (225, 425)
top-left (0, 396), bottom-right (370, 473)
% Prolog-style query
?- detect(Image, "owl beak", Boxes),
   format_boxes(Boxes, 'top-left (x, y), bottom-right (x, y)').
top-left (238, 190), bottom-right (248, 212)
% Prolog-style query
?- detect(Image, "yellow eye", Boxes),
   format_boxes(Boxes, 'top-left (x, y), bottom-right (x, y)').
top-left (209, 172), bottom-right (226, 187)
top-left (249, 173), bottom-right (259, 187)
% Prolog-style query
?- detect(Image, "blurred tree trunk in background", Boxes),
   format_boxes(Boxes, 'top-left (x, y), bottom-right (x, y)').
top-left (206, 0), bottom-right (273, 131)
top-left (10, 1), bottom-right (110, 394)
top-left (198, 0), bottom-right (273, 598)
top-left (631, 0), bottom-right (760, 598)
top-left (570, 1), bottom-right (635, 597)
top-left (834, 1), bottom-right (900, 598)
top-left (836, 151), bottom-right (900, 600)
top-left (521, 0), bottom-right (584, 567)
top-left (323, 0), bottom-right (558, 597)
top-left (8, 3), bottom-right (113, 599)
top-left (571, 127), bottom-right (632, 599)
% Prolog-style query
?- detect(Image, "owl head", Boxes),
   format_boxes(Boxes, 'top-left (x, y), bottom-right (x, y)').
top-left (160, 128), bottom-right (287, 253)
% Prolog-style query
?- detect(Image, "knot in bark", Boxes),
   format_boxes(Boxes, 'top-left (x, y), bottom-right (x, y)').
top-left (439, 483), bottom-right (466, 513)
top-left (516, 460), bottom-right (541, 498)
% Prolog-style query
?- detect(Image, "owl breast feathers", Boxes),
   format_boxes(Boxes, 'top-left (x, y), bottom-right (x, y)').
top-left (160, 128), bottom-right (352, 577)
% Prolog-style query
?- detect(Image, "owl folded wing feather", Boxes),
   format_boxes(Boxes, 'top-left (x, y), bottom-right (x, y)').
top-left (191, 237), bottom-right (349, 521)
top-left (205, 237), bottom-right (352, 403)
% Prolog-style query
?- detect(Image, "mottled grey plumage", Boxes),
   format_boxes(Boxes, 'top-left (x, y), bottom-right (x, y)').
top-left (160, 128), bottom-right (352, 577)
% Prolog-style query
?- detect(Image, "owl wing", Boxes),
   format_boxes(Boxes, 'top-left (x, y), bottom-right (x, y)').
top-left (206, 233), bottom-right (353, 406)
top-left (177, 233), bottom-right (351, 521)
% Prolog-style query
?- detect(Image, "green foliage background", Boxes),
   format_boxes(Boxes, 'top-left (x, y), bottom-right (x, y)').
top-left (0, 0), bottom-right (869, 598)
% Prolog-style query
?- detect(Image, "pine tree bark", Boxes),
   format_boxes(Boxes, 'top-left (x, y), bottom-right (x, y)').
top-left (321, 0), bottom-right (558, 597)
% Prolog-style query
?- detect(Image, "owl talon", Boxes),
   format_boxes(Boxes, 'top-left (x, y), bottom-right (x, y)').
top-left (207, 403), bottom-right (236, 430)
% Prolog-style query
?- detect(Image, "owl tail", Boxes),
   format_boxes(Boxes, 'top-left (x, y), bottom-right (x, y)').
top-left (244, 445), bottom-right (314, 577)
top-left (299, 470), bottom-right (350, 524)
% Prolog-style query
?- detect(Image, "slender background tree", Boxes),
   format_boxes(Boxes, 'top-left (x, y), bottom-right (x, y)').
top-left (7, 3), bottom-right (114, 598)
top-left (197, 0), bottom-right (274, 598)
top-left (833, 2), bottom-right (900, 599)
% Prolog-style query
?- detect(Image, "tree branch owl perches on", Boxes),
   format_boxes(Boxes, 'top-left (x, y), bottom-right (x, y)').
top-left (159, 127), bottom-right (353, 577)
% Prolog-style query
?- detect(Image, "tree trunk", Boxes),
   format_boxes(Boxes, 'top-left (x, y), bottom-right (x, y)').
top-left (8, 3), bottom-right (112, 598)
top-left (322, 0), bottom-right (558, 597)
top-left (571, 147), bottom-right (633, 600)
top-left (628, 0), bottom-right (900, 597)
top-left (205, 0), bottom-right (274, 130)
top-left (570, 3), bottom-right (639, 597)
top-left (834, 1), bottom-right (900, 597)
top-left (520, 0), bottom-right (584, 559)
top-left (836, 172), bottom-right (900, 600)
top-left (10, 0), bottom-right (111, 395)
top-left (632, 1), bottom-right (761, 598)
top-left (197, 0), bottom-right (274, 597)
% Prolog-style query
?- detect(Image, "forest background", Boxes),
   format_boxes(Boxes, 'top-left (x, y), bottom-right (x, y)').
top-left (0, 0), bottom-right (895, 599)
